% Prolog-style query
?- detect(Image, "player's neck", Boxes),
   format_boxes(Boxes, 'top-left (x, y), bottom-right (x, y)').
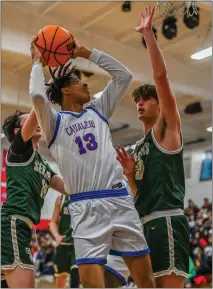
top-left (62, 102), bottom-right (83, 113)
top-left (143, 122), bottom-right (155, 135)
top-left (32, 139), bottom-right (39, 151)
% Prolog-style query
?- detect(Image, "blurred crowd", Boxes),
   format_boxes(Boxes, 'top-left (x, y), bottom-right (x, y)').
top-left (31, 231), bottom-right (56, 278)
top-left (184, 198), bottom-right (212, 287)
top-left (31, 198), bottom-right (212, 288)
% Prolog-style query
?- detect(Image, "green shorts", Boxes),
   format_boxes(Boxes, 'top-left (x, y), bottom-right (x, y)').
top-left (1, 214), bottom-right (34, 271)
top-left (143, 215), bottom-right (190, 278)
top-left (54, 244), bottom-right (77, 276)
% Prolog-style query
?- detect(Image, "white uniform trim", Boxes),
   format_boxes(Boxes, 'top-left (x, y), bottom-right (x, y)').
top-left (141, 209), bottom-right (184, 225)
top-left (2, 216), bottom-right (34, 271)
top-left (151, 129), bottom-right (183, 155)
top-left (154, 216), bottom-right (188, 279)
top-left (6, 150), bottom-right (35, 167)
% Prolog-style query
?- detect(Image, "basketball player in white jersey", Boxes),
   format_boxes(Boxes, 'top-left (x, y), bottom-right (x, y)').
top-left (29, 36), bottom-right (155, 288)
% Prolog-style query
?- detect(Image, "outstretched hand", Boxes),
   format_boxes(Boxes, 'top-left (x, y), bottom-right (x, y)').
top-left (55, 234), bottom-right (66, 247)
top-left (30, 36), bottom-right (46, 66)
top-left (134, 6), bottom-right (155, 35)
top-left (115, 147), bottom-right (135, 177)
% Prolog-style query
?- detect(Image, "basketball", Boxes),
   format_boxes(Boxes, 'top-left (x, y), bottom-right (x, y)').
top-left (36, 25), bottom-right (75, 67)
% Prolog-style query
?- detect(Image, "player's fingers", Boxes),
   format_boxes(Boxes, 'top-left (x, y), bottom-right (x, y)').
top-left (120, 146), bottom-right (129, 158)
top-left (116, 157), bottom-right (123, 166)
top-left (141, 12), bottom-right (145, 19)
top-left (145, 6), bottom-right (149, 17)
top-left (130, 153), bottom-right (135, 163)
top-left (31, 35), bottom-right (38, 47)
top-left (115, 147), bottom-right (124, 160)
top-left (151, 6), bottom-right (156, 17)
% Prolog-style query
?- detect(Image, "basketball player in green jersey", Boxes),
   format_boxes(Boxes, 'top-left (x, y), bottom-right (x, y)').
top-left (49, 195), bottom-right (80, 288)
top-left (116, 6), bottom-right (189, 288)
top-left (1, 109), bottom-right (67, 288)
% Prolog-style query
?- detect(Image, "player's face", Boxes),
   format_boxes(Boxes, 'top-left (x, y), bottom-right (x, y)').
top-left (19, 114), bottom-right (42, 140)
top-left (136, 97), bottom-right (159, 122)
top-left (67, 76), bottom-right (91, 104)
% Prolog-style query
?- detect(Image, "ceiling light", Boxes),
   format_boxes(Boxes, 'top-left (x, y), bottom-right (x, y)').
top-left (122, 1), bottom-right (131, 12)
top-left (93, 91), bottom-right (103, 99)
top-left (162, 16), bottom-right (177, 40)
top-left (184, 102), bottom-right (202, 114)
top-left (206, 127), bottom-right (212, 132)
top-left (183, 6), bottom-right (199, 29)
top-left (191, 47), bottom-right (212, 60)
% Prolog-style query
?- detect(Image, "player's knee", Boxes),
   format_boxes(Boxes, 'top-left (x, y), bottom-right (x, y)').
top-left (78, 264), bottom-right (105, 288)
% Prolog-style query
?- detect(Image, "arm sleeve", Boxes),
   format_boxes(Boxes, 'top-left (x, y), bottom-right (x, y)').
top-left (29, 63), bottom-right (58, 145)
top-left (10, 129), bottom-right (32, 155)
top-left (8, 130), bottom-right (34, 163)
top-left (87, 49), bottom-right (133, 120)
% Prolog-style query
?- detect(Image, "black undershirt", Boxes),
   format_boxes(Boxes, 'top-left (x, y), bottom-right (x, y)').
top-left (7, 130), bottom-right (34, 163)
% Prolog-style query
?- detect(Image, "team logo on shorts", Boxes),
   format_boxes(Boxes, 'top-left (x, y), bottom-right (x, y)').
top-left (135, 159), bottom-right (144, 180)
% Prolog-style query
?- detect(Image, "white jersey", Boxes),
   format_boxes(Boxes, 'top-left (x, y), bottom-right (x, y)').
top-left (49, 106), bottom-right (125, 194)
top-left (29, 49), bottom-right (133, 195)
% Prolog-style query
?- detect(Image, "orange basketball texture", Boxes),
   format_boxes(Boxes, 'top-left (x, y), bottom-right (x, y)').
top-left (36, 25), bottom-right (74, 67)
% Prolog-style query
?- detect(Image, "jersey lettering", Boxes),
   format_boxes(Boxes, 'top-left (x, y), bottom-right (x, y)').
top-left (65, 120), bottom-right (95, 136)
top-left (75, 133), bottom-right (98, 155)
top-left (135, 159), bottom-right (144, 180)
top-left (40, 178), bottom-right (49, 199)
top-left (136, 142), bottom-right (150, 160)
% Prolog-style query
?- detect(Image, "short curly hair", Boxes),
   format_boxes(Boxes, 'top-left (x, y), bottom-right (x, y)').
top-left (46, 62), bottom-right (77, 107)
top-left (132, 84), bottom-right (158, 103)
top-left (2, 110), bottom-right (27, 143)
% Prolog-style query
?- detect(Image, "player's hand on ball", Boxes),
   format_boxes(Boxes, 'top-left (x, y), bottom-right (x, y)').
top-left (55, 234), bottom-right (66, 246)
top-left (134, 6), bottom-right (155, 35)
top-left (115, 147), bottom-right (135, 177)
top-left (30, 36), bottom-right (46, 66)
top-left (72, 37), bottom-right (92, 59)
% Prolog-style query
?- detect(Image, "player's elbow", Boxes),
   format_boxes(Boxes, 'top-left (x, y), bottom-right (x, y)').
top-left (30, 93), bottom-right (46, 107)
top-left (124, 70), bottom-right (133, 83)
top-left (117, 70), bottom-right (133, 87)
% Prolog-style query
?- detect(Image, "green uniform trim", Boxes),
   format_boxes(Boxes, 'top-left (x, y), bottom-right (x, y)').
top-left (143, 215), bottom-right (189, 278)
top-left (1, 214), bottom-right (34, 271)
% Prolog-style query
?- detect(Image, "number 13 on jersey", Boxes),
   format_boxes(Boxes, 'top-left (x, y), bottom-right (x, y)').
top-left (75, 133), bottom-right (98, 155)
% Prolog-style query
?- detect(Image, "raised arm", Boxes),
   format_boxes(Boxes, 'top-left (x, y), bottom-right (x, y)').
top-left (21, 109), bottom-right (39, 142)
top-left (88, 49), bottom-right (133, 120)
top-left (135, 7), bottom-right (180, 131)
top-left (85, 50), bottom-right (133, 120)
top-left (72, 39), bottom-right (133, 120)
top-left (29, 37), bottom-right (58, 145)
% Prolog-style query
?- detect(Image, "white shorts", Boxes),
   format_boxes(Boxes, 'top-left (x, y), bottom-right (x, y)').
top-left (69, 188), bottom-right (150, 265)
top-left (105, 254), bottom-right (129, 286)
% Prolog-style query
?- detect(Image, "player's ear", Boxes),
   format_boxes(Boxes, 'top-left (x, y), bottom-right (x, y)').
top-left (14, 128), bottom-right (20, 135)
top-left (61, 87), bottom-right (70, 95)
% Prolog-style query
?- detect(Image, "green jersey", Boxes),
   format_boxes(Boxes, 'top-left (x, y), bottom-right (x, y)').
top-left (2, 130), bottom-right (55, 224)
top-left (58, 195), bottom-right (73, 243)
top-left (134, 129), bottom-right (185, 217)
